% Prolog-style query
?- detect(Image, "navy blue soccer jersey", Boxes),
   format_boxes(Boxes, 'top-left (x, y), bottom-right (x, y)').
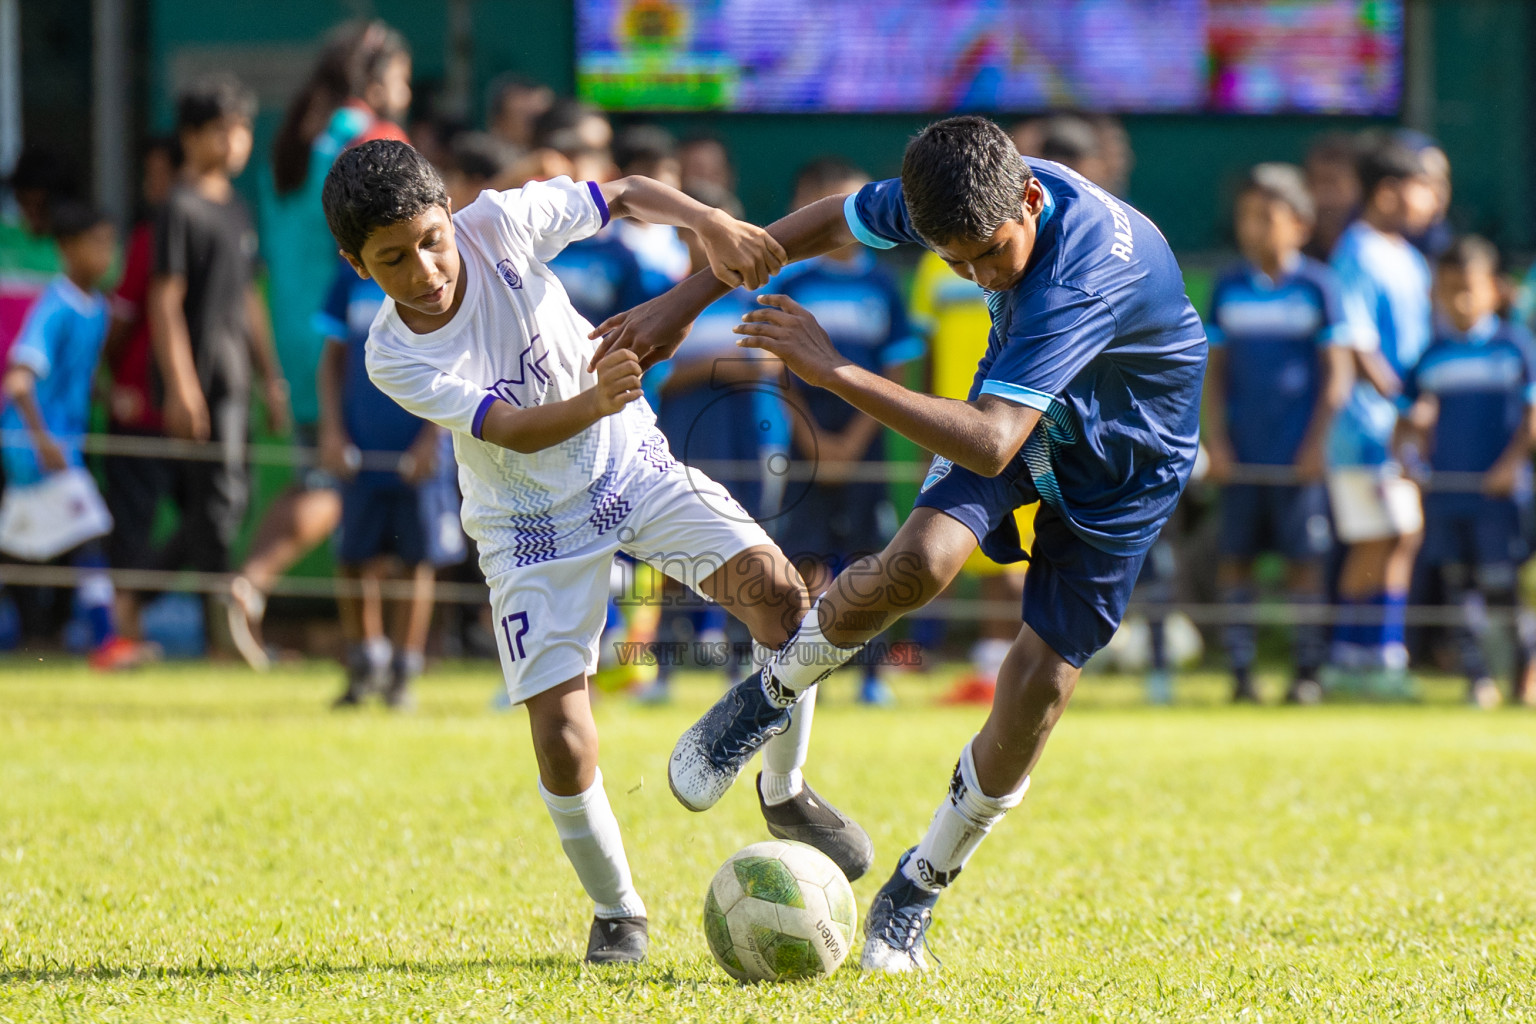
top-left (1405, 315), bottom-right (1536, 480)
top-left (845, 157), bottom-right (1207, 556)
top-left (771, 252), bottom-right (924, 440)
top-left (316, 261), bottom-right (428, 477)
top-left (1207, 257), bottom-right (1348, 466)
top-left (546, 228), bottom-right (648, 328)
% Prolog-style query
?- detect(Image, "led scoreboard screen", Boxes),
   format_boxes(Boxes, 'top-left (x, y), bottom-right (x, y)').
top-left (576, 0), bottom-right (1402, 115)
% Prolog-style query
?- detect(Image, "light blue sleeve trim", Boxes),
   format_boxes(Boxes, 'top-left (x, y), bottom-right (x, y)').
top-left (881, 336), bottom-right (926, 368)
top-left (1524, 383), bottom-right (1536, 404)
top-left (979, 379), bottom-right (1054, 412)
top-left (6, 343), bottom-right (49, 378)
top-left (843, 193), bottom-right (897, 250)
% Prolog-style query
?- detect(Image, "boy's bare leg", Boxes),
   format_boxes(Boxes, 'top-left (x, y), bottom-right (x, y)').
top-left (525, 676), bottom-right (648, 960)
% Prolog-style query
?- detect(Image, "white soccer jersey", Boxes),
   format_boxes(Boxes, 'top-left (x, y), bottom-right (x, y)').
top-left (366, 177), bottom-right (666, 578)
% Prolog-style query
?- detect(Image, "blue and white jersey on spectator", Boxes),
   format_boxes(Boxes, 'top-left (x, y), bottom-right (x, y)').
top-left (316, 261), bottom-right (426, 482)
top-left (0, 276), bottom-right (109, 486)
top-left (1329, 219), bottom-right (1432, 467)
top-left (1405, 314), bottom-right (1536, 507)
top-left (1206, 256), bottom-right (1349, 465)
top-left (845, 157), bottom-right (1207, 557)
top-left (771, 252), bottom-right (924, 441)
top-left (546, 227), bottom-right (648, 329)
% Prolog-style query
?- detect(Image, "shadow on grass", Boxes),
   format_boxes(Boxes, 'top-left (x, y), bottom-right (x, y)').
top-left (0, 953), bottom-right (590, 985)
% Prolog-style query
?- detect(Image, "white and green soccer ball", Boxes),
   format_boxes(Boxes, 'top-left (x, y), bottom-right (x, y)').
top-left (702, 839), bottom-right (856, 982)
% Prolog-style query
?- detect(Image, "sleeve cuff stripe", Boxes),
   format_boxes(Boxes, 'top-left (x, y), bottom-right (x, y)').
top-left (586, 180), bottom-right (611, 228)
top-left (471, 393), bottom-right (501, 440)
top-left (7, 347), bottom-right (49, 377)
top-left (844, 193), bottom-right (898, 250)
top-left (979, 380), bottom-right (1055, 411)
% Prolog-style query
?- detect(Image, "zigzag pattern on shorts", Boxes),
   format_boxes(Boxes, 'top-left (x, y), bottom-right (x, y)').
top-left (636, 430), bottom-right (678, 474)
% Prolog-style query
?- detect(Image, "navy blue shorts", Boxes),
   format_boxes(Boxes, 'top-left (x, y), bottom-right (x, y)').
top-left (337, 478), bottom-right (426, 566)
top-left (778, 482), bottom-right (891, 573)
top-left (913, 457), bottom-right (1152, 668)
top-left (1421, 496), bottom-right (1527, 569)
top-left (1217, 482), bottom-right (1332, 561)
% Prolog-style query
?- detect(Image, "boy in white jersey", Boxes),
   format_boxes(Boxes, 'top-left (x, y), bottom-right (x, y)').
top-left (320, 140), bottom-right (873, 964)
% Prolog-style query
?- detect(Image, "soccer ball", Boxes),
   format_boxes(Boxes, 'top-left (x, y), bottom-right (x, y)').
top-left (702, 840), bottom-right (856, 982)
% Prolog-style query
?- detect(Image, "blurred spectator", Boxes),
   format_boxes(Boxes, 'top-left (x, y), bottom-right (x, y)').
top-left (1302, 132), bottom-right (1362, 262)
top-left (1009, 114), bottom-right (1129, 194)
top-left (1395, 129), bottom-right (1454, 261)
top-left (100, 137), bottom-right (181, 643)
top-left (638, 182), bottom-right (768, 702)
top-left (533, 97), bottom-right (613, 154)
top-left (611, 126), bottom-right (692, 297)
top-left (0, 147), bottom-right (79, 369)
top-left (1326, 137), bottom-right (1437, 690)
top-left (1203, 164), bottom-right (1350, 704)
top-left (442, 131), bottom-right (522, 209)
top-left (0, 201), bottom-right (144, 668)
top-left (485, 73), bottom-right (553, 149)
top-left (678, 134), bottom-right (736, 193)
top-left (316, 259), bottom-right (439, 709)
top-left (234, 21), bottom-right (412, 668)
top-left (774, 158), bottom-right (923, 706)
top-left (150, 76), bottom-right (286, 644)
top-left (1399, 238), bottom-right (1536, 708)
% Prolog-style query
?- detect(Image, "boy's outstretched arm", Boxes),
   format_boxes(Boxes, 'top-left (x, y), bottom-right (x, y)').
top-left (599, 176), bottom-right (787, 291)
top-left (2, 365), bottom-right (68, 473)
top-left (736, 294), bottom-right (1038, 478)
top-left (588, 195), bottom-right (856, 371)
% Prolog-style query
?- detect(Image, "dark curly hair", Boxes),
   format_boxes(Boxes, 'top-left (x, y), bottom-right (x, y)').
top-left (902, 116), bottom-right (1033, 246)
top-left (322, 139), bottom-right (449, 257)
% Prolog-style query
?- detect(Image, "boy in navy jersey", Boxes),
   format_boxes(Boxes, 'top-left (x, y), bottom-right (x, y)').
top-left (1399, 237), bottom-right (1536, 708)
top-left (1203, 165), bottom-right (1352, 704)
top-left (591, 116), bottom-right (1207, 970)
top-left (773, 158), bottom-right (924, 707)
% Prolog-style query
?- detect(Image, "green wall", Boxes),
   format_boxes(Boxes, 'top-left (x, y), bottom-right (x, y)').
top-left (147, 0), bottom-right (1535, 252)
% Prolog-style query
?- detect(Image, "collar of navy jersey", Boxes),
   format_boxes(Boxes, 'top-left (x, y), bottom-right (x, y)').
top-left (1440, 312), bottom-right (1500, 346)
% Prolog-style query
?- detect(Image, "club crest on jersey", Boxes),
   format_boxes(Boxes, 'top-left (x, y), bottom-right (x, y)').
top-left (921, 456), bottom-right (953, 494)
top-left (496, 258), bottom-right (522, 290)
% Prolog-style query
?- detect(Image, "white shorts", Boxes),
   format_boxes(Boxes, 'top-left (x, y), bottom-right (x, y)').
top-left (0, 467), bottom-right (114, 561)
top-left (486, 466), bottom-right (774, 704)
top-left (1327, 466), bottom-right (1424, 544)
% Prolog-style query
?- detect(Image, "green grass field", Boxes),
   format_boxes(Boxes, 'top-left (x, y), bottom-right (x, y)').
top-left (3, 659), bottom-right (1536, 1022)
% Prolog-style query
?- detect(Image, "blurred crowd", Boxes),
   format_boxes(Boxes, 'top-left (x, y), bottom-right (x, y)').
top-left (3, 19), bottom-right (1535, 711)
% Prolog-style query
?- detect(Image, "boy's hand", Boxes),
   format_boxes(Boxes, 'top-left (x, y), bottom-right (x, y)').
top-left (1484, 457), bottom-right (1522, 498)
top-left (319, 424), bottom-right (356, 481)
top-left (733, 295), bottom-right (849, 390)
top-left (34, 432), bottom-right (68, 474)
top-left (591, 349), bottom-right (644, 416)
top-left (397, 429), bottom-right (440, 485)
top-left (165, 383), bottom-right (210, 441)
top-left (262, 377), bottom-right (291, 436)
top-left (589, 296), bottom-right (692, 372)
top-left (1204, 438), bottom-right (1236, 484)
top-left (696, 209), bottom-right (787, 291)
top-left (1292, 438), bottom-right (1327, 484)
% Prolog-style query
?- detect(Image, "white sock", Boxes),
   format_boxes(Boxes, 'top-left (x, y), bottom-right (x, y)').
top-left (903, 737), bottom-right (1029, 893)
top-left (761, 598), bottom-right (864, 708)
top-left (760, 684), bottom-right (817, 805)
top-left (364, 636), bottom-right (393, 671)
top-left (539, 769), bottom-right (646, 920)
